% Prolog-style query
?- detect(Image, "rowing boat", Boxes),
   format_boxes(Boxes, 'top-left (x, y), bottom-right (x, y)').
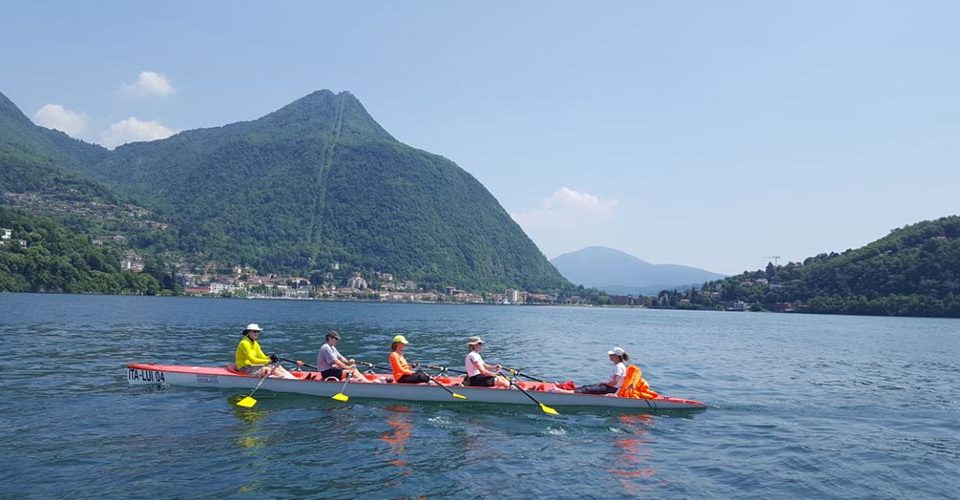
top-left (126, 363), bottom-right (707, 411)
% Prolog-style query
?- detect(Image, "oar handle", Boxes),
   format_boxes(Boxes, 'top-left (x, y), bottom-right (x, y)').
top-left (357, 361), bottom-right (391, 371)
top-left (278, 357), bottom-right (318, 370)
top-left (423, 364), bottom-right (467, 375)
top-left (503, 366), bottom-right (551, 384)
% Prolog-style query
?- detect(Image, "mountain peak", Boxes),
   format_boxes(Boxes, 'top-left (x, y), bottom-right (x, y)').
top-left (551, 246), bottom-right (726, 294)
top-left (261, 89), bottom-right (395, 142)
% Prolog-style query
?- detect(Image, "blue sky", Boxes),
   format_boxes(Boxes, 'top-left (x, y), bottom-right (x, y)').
top-left (3, 1), bottom-right (958, 275)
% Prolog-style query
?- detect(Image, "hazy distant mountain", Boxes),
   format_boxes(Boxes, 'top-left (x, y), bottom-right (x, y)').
top-left (0, 89), bottom-right (569, 292)
top-left (551, 246), bottom-right (726, 295)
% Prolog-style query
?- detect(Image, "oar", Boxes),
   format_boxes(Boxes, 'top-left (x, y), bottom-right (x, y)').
top-left (357, 361), bottom-right (391, 372)
top-left (507, 376), bottom-right (559, 416)
top-left (235, 364), bottom-right (277, 408)
top-left (279, 357), bottom-right (318, 370)
top-left (502, 366), bottom-right (553, 384)
top-left (332, 374), bottom-right (351, 402)
top-left (421, 370), bottom-right (467, 400)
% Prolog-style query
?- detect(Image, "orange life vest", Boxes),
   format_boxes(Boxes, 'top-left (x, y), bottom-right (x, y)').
top-left (617, 364), bottom-right (659, 399)
top-left (389, 351), bottom-right (414, 382)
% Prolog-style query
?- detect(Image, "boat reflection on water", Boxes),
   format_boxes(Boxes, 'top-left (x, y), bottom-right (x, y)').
top-left (380, 405), bottom-right (414, 473)
top-left (231, 401), bottom-right (269, 449)
top-left (609, 414), bottom-right (658, 493)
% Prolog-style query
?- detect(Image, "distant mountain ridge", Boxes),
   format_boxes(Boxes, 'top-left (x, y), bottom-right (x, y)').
top-left (0, 89), bottom-right (569, 292)
top-left (551, 246), bottom-right (726, 295)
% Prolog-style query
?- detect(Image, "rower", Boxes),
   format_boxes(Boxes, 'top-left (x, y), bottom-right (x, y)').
top-left (316, 330), bottom-right (368, 382)
top-left (575, 347), bottom-right (628, 394)
top-left (464, 336), bottom-right (511, 388)
top-left (234, 323), bottom-right (298, 379)
top-left (389, 335), bottom-right (431, 383)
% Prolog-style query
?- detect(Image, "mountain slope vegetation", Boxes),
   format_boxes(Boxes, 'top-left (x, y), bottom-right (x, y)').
top-left (0, 206), bottom-right (164, 293)
top-left (0, 90), bottom-right (568, 292)
top-left (699, 216), bottom-right (960, 317)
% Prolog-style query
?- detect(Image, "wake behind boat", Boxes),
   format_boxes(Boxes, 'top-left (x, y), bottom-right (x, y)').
top-left (126, 363), bottom-right (707, 411)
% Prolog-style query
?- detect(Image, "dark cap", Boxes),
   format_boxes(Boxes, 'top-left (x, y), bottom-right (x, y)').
top-left (326, 330), bottom-right (341, 340)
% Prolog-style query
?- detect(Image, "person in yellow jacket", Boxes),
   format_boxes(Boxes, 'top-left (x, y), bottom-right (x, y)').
top-left (235, 323), bottom-right (298, 379)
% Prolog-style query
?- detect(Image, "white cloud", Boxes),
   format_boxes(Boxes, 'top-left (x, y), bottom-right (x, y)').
top-left (32, 104), bottom-right (88, 138)
top-left (122, 70), bottom-right (176, 97)
top-left (511, 187), bottom-right (620, 255)
top-left (542, 187), bottom-right (619, 214)
top-left (100, 117), bottom-right (175, 148)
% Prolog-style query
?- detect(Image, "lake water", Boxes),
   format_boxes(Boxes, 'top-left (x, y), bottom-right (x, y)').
top-left (1, 293), bottom-right (958, 498)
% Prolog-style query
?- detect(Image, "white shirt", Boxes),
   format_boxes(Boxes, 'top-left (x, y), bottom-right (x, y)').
top-left (610, 361), bottom-right (627, 388)
top-left (465, 351), bottom-right (484, 377)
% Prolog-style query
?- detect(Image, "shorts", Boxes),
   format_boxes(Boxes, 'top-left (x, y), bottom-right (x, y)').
top-left (240, 365), bottom-right (267, 377)
top-left (469, 374), bottom-right (496, 387)
top-left (321, 368), bottom-right (344, 380)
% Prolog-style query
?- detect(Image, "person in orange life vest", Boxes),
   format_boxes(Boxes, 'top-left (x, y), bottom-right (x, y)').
top-left (575, 347), bottom-right (629, 394)
top-left (389, 335), bottom-right (431, 383)
top-left (234, 323), bottom-right (299, 379)
top-left (617, 363), bottom-right (659, 399)
top-left (464, 336), bottom-right (511, 388)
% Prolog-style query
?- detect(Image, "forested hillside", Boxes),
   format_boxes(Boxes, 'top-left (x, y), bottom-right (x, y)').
top-left (0, 207), bottom-right (168, 294)
top-left (0, 92), bottom-right (113, 200)
top-left (699, 216), bottom-right (960, 317)
top-left (0, 90), bottom-right (569, 292)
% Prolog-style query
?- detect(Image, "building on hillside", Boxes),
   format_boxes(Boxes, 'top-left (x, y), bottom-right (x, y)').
top-left (346, 274), bottom-right (367, 290)
top-left (1, 228), bottom-right (11, 240)
top-left (506, 288), bottom-right (520, 304)
top-left (726, 301), bottom-right (746, 312)
top-left (185, 286), bottom-right (211, 296)
top-left (609, 295), bottom-right (637, 306)
top-left (121, 252), bottom-right (144, 272)
top-left (210, 282), bottom-right (241, 294)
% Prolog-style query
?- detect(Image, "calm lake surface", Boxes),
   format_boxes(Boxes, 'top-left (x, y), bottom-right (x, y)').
top-left (1, 293), bottom-right (958, 498)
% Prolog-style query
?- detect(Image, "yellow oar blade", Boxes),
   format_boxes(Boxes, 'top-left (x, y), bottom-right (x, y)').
top-left (236, 396), bottom-right (257, 408)
top-left (332, 393), bottom-right (349, 402)
top-left (539, 403), bottom-right (559, 415)
top-left (452, 392), bottom-right (468, 400)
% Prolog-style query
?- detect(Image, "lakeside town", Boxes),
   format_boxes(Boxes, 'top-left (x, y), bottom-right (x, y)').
top-left (156, 258), bottom-right (772, 311)
top-left (168, 261), bottom-right (563, 305)
top-left (4, 222), bottom-right (796, 311)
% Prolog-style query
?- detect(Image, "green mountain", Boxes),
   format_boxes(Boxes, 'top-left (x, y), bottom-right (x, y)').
top-left (0, 92), bottom-right (111, 199)
top-left (1, 90), bottom-right (569, 292)
top-left (699, 216), bottom-right (960, 317)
